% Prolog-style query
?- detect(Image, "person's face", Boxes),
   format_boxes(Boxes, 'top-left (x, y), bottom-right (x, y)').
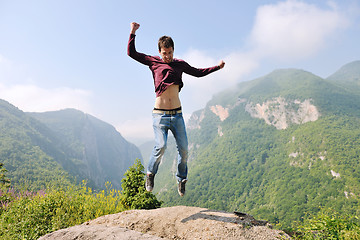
top-left (159, 47), bottom-right (174, 63)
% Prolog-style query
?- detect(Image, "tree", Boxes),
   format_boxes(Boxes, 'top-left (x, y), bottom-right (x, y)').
top-left (121, 159), bottom-right (162, 210)
top-left (0, 162), bottom-right (10, 190)
top-left (0, 162), bottom-right (11, 206)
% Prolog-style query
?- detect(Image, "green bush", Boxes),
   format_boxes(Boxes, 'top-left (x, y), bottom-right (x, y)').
top-left (0, 159), bottom-right (162, 240)
top-left (0, 162), bottom-right (10, 194)
top-left (0, 181), bottom-right (124, 240)
top-left (121, 159), bottom-right (162, 210)
top-left (293, 208), bottom-right (360, 239)
top-left (0, 163), bottom-right (11, 212)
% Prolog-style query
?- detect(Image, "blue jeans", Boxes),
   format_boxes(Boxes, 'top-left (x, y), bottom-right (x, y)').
top-left (147, 112), bottom-right (188, 182)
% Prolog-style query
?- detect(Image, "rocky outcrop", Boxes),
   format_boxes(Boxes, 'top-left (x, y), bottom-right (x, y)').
top-left (188, 96), bottom-right (319, 131)
top-left (245, 97), bottom-right (319, 129)
top-left (187, 109), bottom-right (206, 130)
top-left (38, 206), bottom-right (290, 240)
top-left (210, 105), bottom-right (229, 121)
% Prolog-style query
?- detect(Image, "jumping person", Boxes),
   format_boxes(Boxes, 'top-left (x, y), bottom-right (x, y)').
top-left (127, 22), bottom-right (225, 196)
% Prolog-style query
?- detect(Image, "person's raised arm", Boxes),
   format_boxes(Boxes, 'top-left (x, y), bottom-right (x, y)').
top-left (183, 59), bottom-right (225, 78)
top-left (128, 22), bottom-right (153, 66)
top-left (130, 22), bottom-right (140, 35)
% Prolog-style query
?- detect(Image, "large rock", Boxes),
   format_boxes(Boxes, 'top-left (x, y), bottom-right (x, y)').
top-left (39, 206), bottom-right (290, 240)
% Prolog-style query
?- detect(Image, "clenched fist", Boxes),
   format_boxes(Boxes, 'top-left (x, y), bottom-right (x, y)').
top-left (130, 22), bottom-right (140, 34)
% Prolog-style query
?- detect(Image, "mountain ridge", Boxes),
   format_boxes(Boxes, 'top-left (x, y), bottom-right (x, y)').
top-left (145, 60), bottom-right (360, 227)
top-left (29, 108), bottom-right (142, 189)
top-left (327, 60), bottom-right (360, 84)
top-left (0, 101), bottom-right (142, 190)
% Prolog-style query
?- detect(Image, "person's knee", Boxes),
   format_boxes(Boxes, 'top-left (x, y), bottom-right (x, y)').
top-left (154, 144), bottom-right (167, 156)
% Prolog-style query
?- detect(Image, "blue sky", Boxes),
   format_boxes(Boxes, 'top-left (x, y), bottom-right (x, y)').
top-left (0, 0), bottom-right (359, 144)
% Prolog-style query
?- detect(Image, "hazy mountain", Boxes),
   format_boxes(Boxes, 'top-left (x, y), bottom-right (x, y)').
top-left (0, 99), bottom-right (73, 190)
top-left (150, 62), bottom-right (360, 227)
top-left (29, 109), bottom-right (142, 189)
top-left (327, 60), bottom-right (360, 85)
top-left (0, 101), bottom-right (142, 190)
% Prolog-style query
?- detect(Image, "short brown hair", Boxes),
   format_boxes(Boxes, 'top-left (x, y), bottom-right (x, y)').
top-left (158, 36), bottom-right (174, 51)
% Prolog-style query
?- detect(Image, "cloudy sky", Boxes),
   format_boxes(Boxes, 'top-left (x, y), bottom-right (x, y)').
top-left (0, 0), bottom-right (359, 144)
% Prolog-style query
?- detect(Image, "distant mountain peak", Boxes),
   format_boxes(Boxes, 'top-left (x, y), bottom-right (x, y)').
top-left (327, 60), bottom-right (360, 83)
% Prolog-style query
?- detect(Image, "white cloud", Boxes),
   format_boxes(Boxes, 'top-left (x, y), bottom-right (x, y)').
top-left (0, 54), bottom-right (93, 113)
top-left (177, 1), bottom-right (350, 113)
top-left (249, 0), bottom-right (349, 61)
top-left (179, 49), bottom-right (258, 111)
top-left (182, 50), bottom-right (258, 89)
top-left (0, 55), bottom-right (10, 64)
top-left (222, 52), bottom-right (259, 83)
top-left (116, 117), bottom-right (153, 143)
top-left (0, 83), bottom-right (92, 113)
top-left (180, 49), bottom-right (220, 92)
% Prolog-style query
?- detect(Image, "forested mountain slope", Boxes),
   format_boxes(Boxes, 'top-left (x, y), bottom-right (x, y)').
top-left (327, 60), bottom-right (360, 86)
top-left (29, 109), bottom-right (142, 189)
top-left (0, 99), bottom-right (73, 190)
top-left (150, 61), bottom-right (360, 227)
top-left (0, 101), bottom-right (141, 190)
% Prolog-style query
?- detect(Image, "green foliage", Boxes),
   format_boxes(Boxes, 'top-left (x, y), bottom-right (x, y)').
top-left (293, 208), bottom-right (360, 239)
top-left (158, 114), bottom-right (360, 227)
top-left (0, 181), bottom-right (124, 240)
top-left (0, 162), bottom-right (10, 190)
top-left (0, 163), bottom-right (11, 206)
top-left (121, 159), bottom-right (162, 210)
top-left (29, 109), bottom-right (142, 189)
top-left (152, 68), bottom-right (360, 229)
top-left (0, 160), bottom-right (162, 240)
top-left (1, 100), bottom-right (141, 192)
top-left (0, 100), bottom-right (75, 191)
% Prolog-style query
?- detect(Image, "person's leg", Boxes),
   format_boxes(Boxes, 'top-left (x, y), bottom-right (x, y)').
top-left (146, 113), bottom-right (169, 192)
top-left (147, 113), bottom-right (169, 175)
top-left (170, 113), bottom-right (188, 183)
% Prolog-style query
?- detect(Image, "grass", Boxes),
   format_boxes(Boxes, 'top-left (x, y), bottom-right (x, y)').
top-left (0, 181), bottom-right (124, 240)
top-left (0, 159), bottom-right (161, 240)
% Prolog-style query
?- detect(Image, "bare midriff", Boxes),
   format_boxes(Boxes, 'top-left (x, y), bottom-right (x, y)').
top-left (154, 84), bottom-right (181, 110)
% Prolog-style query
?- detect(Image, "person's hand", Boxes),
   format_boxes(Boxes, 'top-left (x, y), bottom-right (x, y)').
top-left (130, 22), bottom-right (140, 34)
top-left (218, 60), bottom-right (225, 69)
